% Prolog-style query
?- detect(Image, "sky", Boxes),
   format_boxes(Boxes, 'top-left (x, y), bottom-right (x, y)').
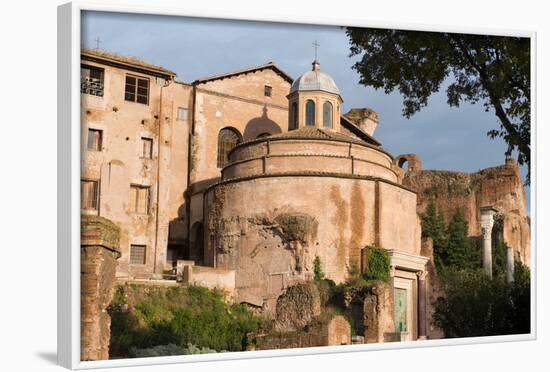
top-left (81, 11), bottom-right (530, 210)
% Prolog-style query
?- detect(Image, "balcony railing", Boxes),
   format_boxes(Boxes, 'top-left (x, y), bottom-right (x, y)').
top-left (81, 76), bottom-right (104, 97)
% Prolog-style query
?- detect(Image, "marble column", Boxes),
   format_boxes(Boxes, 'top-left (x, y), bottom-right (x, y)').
top-left (480, 206), bottom-right (499, 279)
top-left (506, 246), bottom-right (515, 283)
top-left (416, 271), bottom-right (427, 340)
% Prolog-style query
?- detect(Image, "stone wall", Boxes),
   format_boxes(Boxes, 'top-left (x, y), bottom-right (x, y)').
top-left (402, 158), bottom-right (530, 264)
top-left (253, 314), bottom-right (351, 350)
top-left (181, 263), bottom-right (235, 297)
top-left (204, 174), bottom-right (421, 309)
top-left (362, 283), bottom-right (395, 343)
top-left (419, 238), bottom-right (444, 340)
top-left (81, 215), bottom-right (121, 361)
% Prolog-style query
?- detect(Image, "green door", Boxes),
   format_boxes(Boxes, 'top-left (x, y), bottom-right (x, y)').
top-left (394, 288), bottom-right (408, 332)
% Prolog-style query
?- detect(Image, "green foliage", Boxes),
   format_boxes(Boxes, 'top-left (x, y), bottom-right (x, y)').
top-left (509, 261), bottom-right (531, 334)
top-left (313, 256), bottom-right (325, 282)
top-left (421, 204), bottom-right (481, 272)
top-left (420, 200), bottom-right (448, 271)
top-left (362, 246), bottom-right (390, 282)
top-left (109, 285), bottom-right (262, 358)
top-left (275, 213), bottom-right (318, 244)
top-left (492, 240), bottom-right (508, 278)
top-left (343, 263), bottom-right (371, 288)
top-left (345, 28), bottom-right (530, 182)
top-left (445, 210), bottom-right (481, 271)
top-left (433, 267), bottom-right (531, 338)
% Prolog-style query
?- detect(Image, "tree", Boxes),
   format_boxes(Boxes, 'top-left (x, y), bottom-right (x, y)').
top-left (420, 200), bottom-right (447, 271)
top-left (345, 29), bottom-right (530, 182)
top-left (433, 264), bottom-right (531, 338)
top-left (445, 210), bottom-right (480, 270)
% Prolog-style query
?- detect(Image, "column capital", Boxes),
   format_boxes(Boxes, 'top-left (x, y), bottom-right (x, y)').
top-left (416, 270), bottom-right (428, 280)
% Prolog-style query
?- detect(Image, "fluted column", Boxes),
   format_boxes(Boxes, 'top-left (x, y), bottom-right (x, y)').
top-left (480, 206), bottom-right (499, 279)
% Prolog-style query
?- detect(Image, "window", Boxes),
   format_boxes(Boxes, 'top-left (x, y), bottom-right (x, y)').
top-left (129, 245), bottom-right (146, 265)
top-left (87, 129), bottom-right (102, 151)
top-left (140, 137), bottom-right (153, 159)
top-left (305, 100), bottom-right (315, 126)
top-left (323, 101), bottom-right (333, 128)
top-left (129, 185), bottom-right (150, 214)
top-left (217, 128), bottom-right (241, 168)
top-left (291, 102), bottom-right (298, 129)
top-left (177, 107), bottom-right (188, 121)
top-left (81, 65), bottom-right (104, 97)
top-left (125, 75), bottom-right (149, 104)
top-left (264, 85), bottom-right (272, 97)
top-left (81, 179), bottom-right (99, 210)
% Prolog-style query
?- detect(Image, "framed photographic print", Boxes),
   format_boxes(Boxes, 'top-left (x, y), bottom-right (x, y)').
top-left (57, 1), bottom-right (536, 369)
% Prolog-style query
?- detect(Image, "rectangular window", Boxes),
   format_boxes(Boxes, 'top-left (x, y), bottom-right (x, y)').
top-left (129, 245), bottom-right (146, 265)
top-left (125, 75), bottom-right (149, 105)
top-left (81, 179), bottom-right (99, 210)
top-left (177, 107), bottom-right (188, 121)
top-left (141, 137), bottom-right (153, 159)
top-left (264, 85), bottom-right (272, 97)
top-left (87, 129), bottom-right (102, 151)
top-left (81, 65), bottom-right (104, 96)
top-left (129, 185), bottom-right (150, 214)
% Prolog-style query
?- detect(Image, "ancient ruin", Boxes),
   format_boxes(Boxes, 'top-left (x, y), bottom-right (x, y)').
top-left (80, 49), bottom-right (530, 359)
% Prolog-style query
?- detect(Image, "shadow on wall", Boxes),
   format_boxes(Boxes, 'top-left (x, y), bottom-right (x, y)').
top-left (243, 105), bottom-right (282, 141)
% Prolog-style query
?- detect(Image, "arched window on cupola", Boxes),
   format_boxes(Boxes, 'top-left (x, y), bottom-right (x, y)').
top-left (217, 127), bottom-right (242, 168)
top-left (323, 101), bottom-right (333, 128)
top-left (305, 100), bottom-right (315, 126)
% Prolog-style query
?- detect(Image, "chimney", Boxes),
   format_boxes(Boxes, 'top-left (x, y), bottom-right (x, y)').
top-left (343, 108), bottom-right (379, 136)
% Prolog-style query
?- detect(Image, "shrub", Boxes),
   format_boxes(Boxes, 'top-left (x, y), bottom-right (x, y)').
top-left (362, 246), bottom-right (390, 282)
top-left (313, 256), bottom-right (325, 281)
top-left (109, 284), bottom-right (263, 358)
top-left (433, 267), bottom-right (530, 338)
top-left (274, 213), bottom-right (318, 244)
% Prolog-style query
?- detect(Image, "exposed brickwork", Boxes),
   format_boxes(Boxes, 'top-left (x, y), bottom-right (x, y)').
top-left (253, 314), bottom-right (351, 350)
top-left (363, 283), bottom-right (394, 343)
top-left (402, 158), bottom-right (530, 265)
top-left (81, 215), bottom-right (121, 361)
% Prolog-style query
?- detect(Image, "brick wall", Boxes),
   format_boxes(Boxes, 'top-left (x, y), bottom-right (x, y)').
top-left (81, 216), bottom-right (121, 361)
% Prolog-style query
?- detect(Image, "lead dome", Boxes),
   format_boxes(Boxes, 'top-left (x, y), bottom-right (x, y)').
top-left (289, 60), bottom-right (340, 96)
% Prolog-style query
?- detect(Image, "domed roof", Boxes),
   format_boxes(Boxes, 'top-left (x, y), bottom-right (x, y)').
top-left (289, 60), bottom-right (340, 96)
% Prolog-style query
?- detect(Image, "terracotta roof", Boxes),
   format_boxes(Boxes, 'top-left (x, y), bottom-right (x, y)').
top-left (193, 62), bottom-right (293, 85)
top-left (340, 115), bottom-right (381, 146)
top-left (231, 127), bottom-right (388, 160)
top-left (81, 48), bottom-right (177, 78)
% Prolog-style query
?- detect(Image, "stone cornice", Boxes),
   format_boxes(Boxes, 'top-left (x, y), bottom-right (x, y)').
top-left (198, 171), bottom-right (417, 196)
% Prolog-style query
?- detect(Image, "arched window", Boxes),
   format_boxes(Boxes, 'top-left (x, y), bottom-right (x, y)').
top-left (291, 102), bottom-right (298, 129)
top-left (323, 101), bottom-right (333, 128)
top-left (305, 100), bottom-right (315, 126)
top-left (217, 128), bottom-right (241, 168)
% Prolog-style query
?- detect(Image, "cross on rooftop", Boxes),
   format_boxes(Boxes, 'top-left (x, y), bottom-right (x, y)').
top-left (312, 40), bottom-right (320, 60)
top-left (94, 37), bottom-right (102, 50)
